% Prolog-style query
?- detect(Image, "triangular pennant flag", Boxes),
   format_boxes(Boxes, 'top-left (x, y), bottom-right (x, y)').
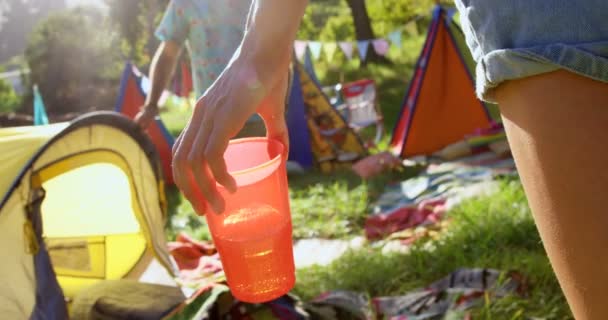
top-left (33, 84), bottom-right (49, 125)
top-left (323, 42), bottom-right (338, 62)
top-left (388, 30), bottom-right (402, 48)
top-left (308, 41), bottom-right (323, 60)
top-left (357, 40), bottom-right (370, 60)
top-left (372, 39), bottom-right (390, 56)
top-left (294, 40), bottom-right (307, 61)
top-left (404, 20), bottom-right (418, 36)
top-left (339, 41), bottom-right (354, 60)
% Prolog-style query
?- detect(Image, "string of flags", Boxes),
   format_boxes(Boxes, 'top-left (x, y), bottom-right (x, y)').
top-left (294, 19), bottom-right (419, 62)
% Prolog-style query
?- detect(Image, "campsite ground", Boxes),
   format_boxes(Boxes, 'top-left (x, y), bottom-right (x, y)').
top-left (160, 34), bottom-right (571, 319)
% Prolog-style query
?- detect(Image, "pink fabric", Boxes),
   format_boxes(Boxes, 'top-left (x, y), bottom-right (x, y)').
top-left (168, 233), bottom-right (224, 287)
top-left (352, 152), bottom-right (401, 179)
top-left (365, 199), bottom-right (446, 240)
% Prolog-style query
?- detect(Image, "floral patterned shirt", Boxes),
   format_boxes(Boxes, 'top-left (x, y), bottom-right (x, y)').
top-left (156, 0), bottom-right (251, 97)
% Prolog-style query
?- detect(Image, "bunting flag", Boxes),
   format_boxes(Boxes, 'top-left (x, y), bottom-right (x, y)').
top-left (338, 41), bottom-right (354, 60)
top-left (294, 22), bottom-right (418, 61)
top-left (323, 42), bottom-right (338, 62)
top-left (357, 40), bottom-right (370, 60)
top-left (372, 39), bottom-right (390, 56)
top-left (294, 40), bottom-right (308, 60)
top-left (308, 41), bottom-right (323, 60)
top-left (33, 84), bottom-right (49, 126)
top-left (388, 30), bottom-right (402, 48)
top-left (404, 20), bottom-right (418, 36)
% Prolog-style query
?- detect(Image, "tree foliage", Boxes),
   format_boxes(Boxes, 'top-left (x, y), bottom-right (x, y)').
top-left (104, 0), bottom-right (168, 67)
top-left (0, 78), bottom-right (22, 113)
top-left (297, 0), bottom-right (453, 65)
top-left (299, 0), bottom-right (448, 42)
top-left (24, 7), bottom-right (122, 114)
top-left (0, 0), bottom-right (66, 64)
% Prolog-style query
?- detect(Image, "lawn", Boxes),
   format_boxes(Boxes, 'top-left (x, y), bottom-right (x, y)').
top-left (164, 170), bottom-right (571, 318)
top-left (159, 33), bottom-right (571, 318)
top-left (294, 180), bottom-right (571, 319)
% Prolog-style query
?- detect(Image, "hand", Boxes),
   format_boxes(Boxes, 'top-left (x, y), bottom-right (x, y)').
top-left (134, 105), bottom-right (159, 128)
top-left (172, 57), bottom-right (289, 215)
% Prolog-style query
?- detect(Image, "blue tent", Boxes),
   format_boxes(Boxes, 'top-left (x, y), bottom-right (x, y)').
top-left (286, 64), bottom-right (314, 169)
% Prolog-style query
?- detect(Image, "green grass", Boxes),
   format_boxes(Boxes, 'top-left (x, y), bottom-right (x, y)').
top-left (164, 184), bottom-right (212, 241)
top-left (288, 167), bottom-right (418, 238)
top-left (165, 167), bottom-right (419, 241)
top-left (159, 99), bottom-right (192, 137)
top-left (293, 180), bottom-right (572, 319)
top-left (165, 176), bottom-right (571, 318)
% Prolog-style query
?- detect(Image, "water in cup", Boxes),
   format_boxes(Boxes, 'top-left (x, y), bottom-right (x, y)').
top-left (213, 203), bottom-right (295, 303)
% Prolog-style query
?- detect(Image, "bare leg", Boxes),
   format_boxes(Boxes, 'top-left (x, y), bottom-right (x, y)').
top-left (496, 70), bottom-right (608, 319)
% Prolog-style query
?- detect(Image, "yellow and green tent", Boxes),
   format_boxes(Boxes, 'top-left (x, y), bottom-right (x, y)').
top-left (0, 112), bottom-right (178, 318)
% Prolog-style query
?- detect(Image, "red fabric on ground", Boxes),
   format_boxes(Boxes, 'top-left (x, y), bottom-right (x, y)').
top-left (365, 199), bottom-right (446, 240)
top-left (167, 232), bottom-right (224, 291)
top-left (168, 232), bottom-right (217, 271)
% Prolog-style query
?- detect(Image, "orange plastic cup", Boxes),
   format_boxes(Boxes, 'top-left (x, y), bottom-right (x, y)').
top-left (204, 137), bottom-right (295, 303)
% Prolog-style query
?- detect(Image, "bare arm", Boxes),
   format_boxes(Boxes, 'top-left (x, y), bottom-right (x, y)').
top-left (135, 41), bottom-right (181, 127)
top-left (145, 41), bottom-right (182, 109)
top-left (238, 0), bottom-right (308, 92)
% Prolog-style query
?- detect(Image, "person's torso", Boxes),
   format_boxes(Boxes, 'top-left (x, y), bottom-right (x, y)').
top-left (182, 0), bottom-right (251, 95)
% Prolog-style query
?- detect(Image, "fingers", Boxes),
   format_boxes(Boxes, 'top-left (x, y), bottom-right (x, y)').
top-left (135, 109), bottom-right (155, 129)
top-left (140, 116), bottom-right (152, 129)
top-left (187, 115), bottom-right (227, 214)
top-left (174, 97), bottom-right (242, 215)
top-left (172, 113), bottom-right (207, 215)
top-left (259, 71), bottom-right (290, 155)
top-left (205, 124), bottom-right (237, 193)
top-left (263, 112), bottom-right (290, 157)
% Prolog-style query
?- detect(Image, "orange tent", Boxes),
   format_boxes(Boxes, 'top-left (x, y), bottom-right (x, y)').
top-left (390, 6), bottom-right (498, 158)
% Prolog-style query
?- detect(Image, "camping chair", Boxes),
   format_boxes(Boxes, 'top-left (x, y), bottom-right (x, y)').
top-left (339, 79), bottom-right (384, 147)
top-left (322, 83), bottom-right (341, 106)
top-left (322, 83), bottom-right (350, 120)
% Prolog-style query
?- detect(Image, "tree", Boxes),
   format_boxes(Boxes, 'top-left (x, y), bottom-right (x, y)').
top-left (25, 7), bottom-right (122, 115)
top-left (0, 78), bottom-right (22, 113)
top-left (104, 0), bottom-right (168, 67)
top-left (345, 0), bottom-right (389, 64)
top-left (0, 0), bottom-right (66, 64)
top-left (105, 0), bottom-right (147, 65)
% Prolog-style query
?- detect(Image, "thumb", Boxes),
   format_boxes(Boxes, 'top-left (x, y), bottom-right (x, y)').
top-left (262, 113), bottom-right (289, 159)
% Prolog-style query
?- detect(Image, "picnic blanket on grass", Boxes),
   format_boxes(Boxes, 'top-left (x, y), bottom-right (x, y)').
top-left (366, 152), bottom-right (517, 241)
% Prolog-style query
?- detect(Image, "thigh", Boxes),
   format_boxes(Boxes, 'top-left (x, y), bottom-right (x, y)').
top-left (496, 70), bottom-right (608, 320)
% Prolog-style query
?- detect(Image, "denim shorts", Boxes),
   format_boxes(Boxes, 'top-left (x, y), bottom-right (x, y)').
top-left (454, 1), bottom-right (608, 102)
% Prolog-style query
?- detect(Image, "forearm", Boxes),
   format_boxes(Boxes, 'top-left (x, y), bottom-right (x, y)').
top-left (145, 42), bottom-right (181, 108)
top-left (239, 0), bottom-right (308, 90)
